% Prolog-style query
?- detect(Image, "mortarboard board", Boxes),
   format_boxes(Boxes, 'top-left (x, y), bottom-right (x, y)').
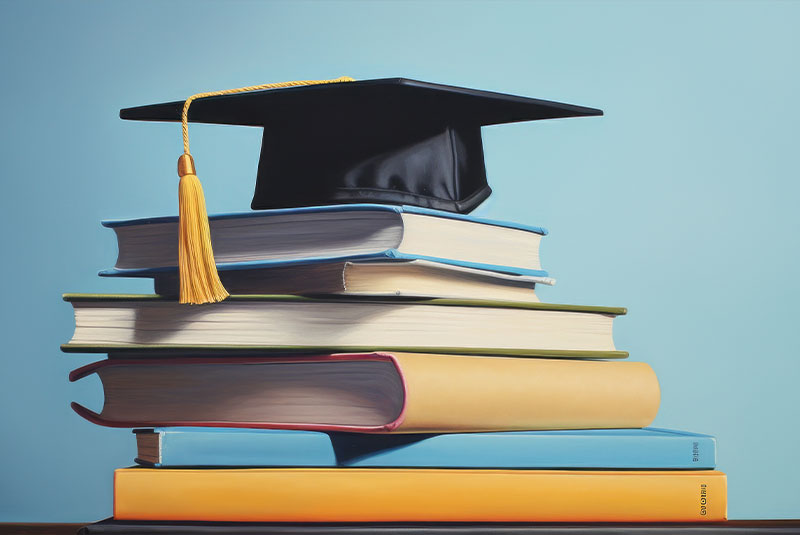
top-left (121, 77), bottom-right (602, 215)
top-left (119, 77), bottom-right (601, 305)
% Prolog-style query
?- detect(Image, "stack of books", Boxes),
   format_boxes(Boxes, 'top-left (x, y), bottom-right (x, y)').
top-left (65, 78), bottom-right (728, 533)
top-left (64, 204), bottom-right (727, 526)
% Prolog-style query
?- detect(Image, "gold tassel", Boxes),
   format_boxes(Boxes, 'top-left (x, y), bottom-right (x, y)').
top-left (176, 77), bottom-right (354, 304)
top-left (177, 154), bottom-right (229, 304)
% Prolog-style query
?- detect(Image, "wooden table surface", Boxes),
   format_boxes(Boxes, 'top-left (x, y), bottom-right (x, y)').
top-left (0, 525), bottom-right (83, 535)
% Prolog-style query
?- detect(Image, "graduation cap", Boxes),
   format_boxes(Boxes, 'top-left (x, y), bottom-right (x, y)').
top-left (121, 77), bottom-right (602, 304)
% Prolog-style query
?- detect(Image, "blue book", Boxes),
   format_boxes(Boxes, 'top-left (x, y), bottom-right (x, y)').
top-left (136, 428), bottom-right (716, 469)
top-left (99, 204), bottom-right (550, 279)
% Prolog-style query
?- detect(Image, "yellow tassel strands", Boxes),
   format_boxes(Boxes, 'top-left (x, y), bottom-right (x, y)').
top-left (177, 76), bottom-right (355, 304)
top-left (177, 153), bottom-right (228, 304)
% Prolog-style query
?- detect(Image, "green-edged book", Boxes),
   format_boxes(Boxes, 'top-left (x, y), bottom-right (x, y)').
top-left (62, 294), bottom-right (627, 359)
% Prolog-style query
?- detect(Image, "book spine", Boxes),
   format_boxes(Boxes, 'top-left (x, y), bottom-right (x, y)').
top-left (114, 468), bottom-right (727, 522)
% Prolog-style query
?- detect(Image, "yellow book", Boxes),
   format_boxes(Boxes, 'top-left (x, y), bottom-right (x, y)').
top-left (71, 352), bottom-right (659, 432)
top-left (114, 468), bottom-right (727, 522)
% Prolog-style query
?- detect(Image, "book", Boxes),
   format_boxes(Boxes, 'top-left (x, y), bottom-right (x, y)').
top-left (61, 295), bottom-right (627, 359)
top-left (152, 259), bottom-right (552, 303)
top-left (78, 520), bottom-right (800, 535)
top-left (100, 204), bottom-right (549, 278)
top-left (135, 427), bottom-right (713, 469)
top-left (113, 468), bottom-right (728, 521)
top-left (134, 428), bottom-right (337, 467)
top-left (333, 428), bottom-right (713, 469)
top-left (71, 352), bottom-right (659, 432)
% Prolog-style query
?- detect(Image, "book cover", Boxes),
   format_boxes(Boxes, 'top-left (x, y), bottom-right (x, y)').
top-left (113, 468), bottom-right (728, 522)
top-left (334, 428), bottom-right (714, 469)
top-left (101, 203), bottom-right (549, 234)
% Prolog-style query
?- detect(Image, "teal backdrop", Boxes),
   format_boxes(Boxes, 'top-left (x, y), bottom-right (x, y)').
top-left (1, 0), bottom-right (798, 521)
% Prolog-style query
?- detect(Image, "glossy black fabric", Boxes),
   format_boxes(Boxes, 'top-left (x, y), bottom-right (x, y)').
top-left (253, 124), bottom-right (490, 212)
top-left (120, 78), bottom-right (602, 214)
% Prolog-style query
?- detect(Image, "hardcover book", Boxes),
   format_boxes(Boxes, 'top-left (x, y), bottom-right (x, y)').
top-left (113, 468), bottom-right (728, 522)
top-left (152, 259), bottom-right (551, 303)
top-left (101, 204), bottom-right (549, 278)
top-left (62, 295), bottom-right (627, 359)
top-left (134, 427), bottom-right (714, 469)
top-left (71, 352), bottom-right (659, 432)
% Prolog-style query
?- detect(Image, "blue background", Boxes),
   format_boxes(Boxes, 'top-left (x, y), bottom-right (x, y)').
top-left (1, 0), bottom-right (798, 521)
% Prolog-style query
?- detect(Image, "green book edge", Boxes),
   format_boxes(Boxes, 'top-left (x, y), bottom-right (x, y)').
top-left (60, 344), bottom-right (629, 359)
top-left (61, 293), bottom-right (627, 316)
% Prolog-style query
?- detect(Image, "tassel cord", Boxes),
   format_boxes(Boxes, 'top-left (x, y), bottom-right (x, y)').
top-left (176, 76), bottom-right (355, 304)
top-left (181, 76), bottom-right (355, 155)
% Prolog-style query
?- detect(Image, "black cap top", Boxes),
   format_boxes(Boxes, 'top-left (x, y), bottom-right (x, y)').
top-left (121, 78), bottom-right (602, 214)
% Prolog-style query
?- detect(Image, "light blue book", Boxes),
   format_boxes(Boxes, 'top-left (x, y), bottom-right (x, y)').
top-left (99, 204), bottom-right (550, 279)
top-left (135, 428), bottom-right (716, 469)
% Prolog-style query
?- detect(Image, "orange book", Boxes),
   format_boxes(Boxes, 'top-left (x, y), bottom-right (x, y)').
top-left (114, 468), bottom-right (727, 522)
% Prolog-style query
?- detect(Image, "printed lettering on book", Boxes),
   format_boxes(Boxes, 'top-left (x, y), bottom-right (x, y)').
top-left (700, 483), bottom-right (708, 516)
